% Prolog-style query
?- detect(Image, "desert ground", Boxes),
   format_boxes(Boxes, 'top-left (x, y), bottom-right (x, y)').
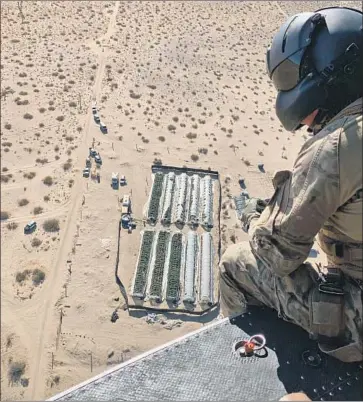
top-left (1, 1), bottom-right (361, 400)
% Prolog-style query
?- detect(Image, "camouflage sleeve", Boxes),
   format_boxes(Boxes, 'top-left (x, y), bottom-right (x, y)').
top-left (248, 130), bottom-right (341, 277)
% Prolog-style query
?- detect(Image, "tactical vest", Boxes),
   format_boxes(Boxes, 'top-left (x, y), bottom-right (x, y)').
top-left (317, 98), bottom-right (363, 280)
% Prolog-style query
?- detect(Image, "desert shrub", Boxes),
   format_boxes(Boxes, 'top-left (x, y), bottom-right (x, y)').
top-left (69, 101), bottom-right (77, 107)
top-left (32, 269), bottom-right (45, 285)
top-left (1, 175), bottom-right (9, 183)
top-left (43, 218), bottom-right (60, 232)
top-left (62, 162), bottom-right (72, 171)
top-left (31, 238), bottom-right (42, 247)
top-left (4, 123), bottom-right (12, 130)
top-left (0, 211), bottom-right (10, 220)
top-left (186, 132), bottom-right (197, 139)
top-left (33, 206), bottom-right (43, 215)
top-left (191, 154), bottom-right (199, 162)
top-left (153, 158), bottom-right (162, 166)
top-left (43, 176), bottom-right (53, 186)
top-left (44, 195), bottom-right (50, 202)
top-left (23, 171), bottom-right (36, 179)
top-left (23, 113), bottom-right (33, 120)
top-left (36, 158), bottom-right (48, 164)
top-left (130, 92), bottom-right (141, 99)
top-left (167, 124), bottom-right (176, 131)
top-left (7, 222), bottom-right (18, 230)
top-left (16, 272), bottom-right (27, 283)
top-left (18, 198), bottom-right (29, 207)
top-left (56, 115), bottom-right (64, 122)
top-left (54, 145), bottom-right (59, 152)
top-left (8, 361), bottom-right (25, 383)
top-left (198, 147), bottom-right (208, 155)
top-left (158, 136), bottom-right (165, 142)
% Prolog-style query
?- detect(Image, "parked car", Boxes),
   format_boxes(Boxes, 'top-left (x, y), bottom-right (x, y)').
top-left (100, 121), bottom-right (107, 133)
top-left (120, 175), bottom-right (127, 186)
top-left (24, 221), bottom-right (36, 234)
top-left (94, 154), bottom-right (102, 165)
top-left (86, 157), bottom-right (91, 167)
top-left (92, 105), bottom-right (97, 114)
top-left (83, 168), bottom-right (90, 177)
top-left (111, 172), bottom-right (119, 189)
top-left (94, 114), bottom-right (100, 123)
top-left (89, 148), bottom-right (97, 157)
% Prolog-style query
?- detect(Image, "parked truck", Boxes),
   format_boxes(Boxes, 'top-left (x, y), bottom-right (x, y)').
top-left (121, 194), bottom-right (131, 215)
top-left (112, 172), bottom-right (119, 189)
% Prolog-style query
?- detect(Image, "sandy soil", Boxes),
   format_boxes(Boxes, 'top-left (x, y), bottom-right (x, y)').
top-left (1, 1), bottom-right (361, 400)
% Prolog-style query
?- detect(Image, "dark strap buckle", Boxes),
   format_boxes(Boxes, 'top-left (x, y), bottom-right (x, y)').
top-left (334, 243), bottom-right (344, 258)
top-left (325, 267), bottom-right (342, 283)
top-left (318, 283), bottom-right (344, 296)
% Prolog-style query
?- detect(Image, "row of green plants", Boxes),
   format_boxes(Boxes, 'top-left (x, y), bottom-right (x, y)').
top-left (166, 233), bottom-right (183, 302)
top-left (149, 231), bottom-right (170, 300)
top-left (133, 231), bottom-right (155, 297)
top-left (147, 172), bottom-right (164, 223)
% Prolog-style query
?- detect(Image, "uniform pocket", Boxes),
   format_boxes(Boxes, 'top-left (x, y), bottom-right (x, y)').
top-left (254, 170), bottom-right (292, 236)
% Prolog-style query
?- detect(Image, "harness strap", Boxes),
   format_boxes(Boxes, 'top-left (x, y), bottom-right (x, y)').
top-left (309, 267), bottom-right (345, 339)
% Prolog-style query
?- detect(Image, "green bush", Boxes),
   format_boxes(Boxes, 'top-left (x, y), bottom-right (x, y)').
top-left (8, 361), bottom-right (25, 383)
top-left (43, 219), bottom-right (60, 232)
top-left (32, 269), bottom-right (45, 285)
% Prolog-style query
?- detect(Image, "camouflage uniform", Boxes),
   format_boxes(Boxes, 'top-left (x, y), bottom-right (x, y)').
top-left (219, 98), bottom-right (362, 362)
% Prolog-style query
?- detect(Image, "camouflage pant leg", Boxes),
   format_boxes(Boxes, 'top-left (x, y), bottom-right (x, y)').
top-left (219, 241), bottom-right (363, 361)
top-left (219, 241), bottom-right (316, 333)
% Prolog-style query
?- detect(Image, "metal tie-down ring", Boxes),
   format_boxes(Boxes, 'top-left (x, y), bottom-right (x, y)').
top-left (234, 334), bottom-right (267, 357)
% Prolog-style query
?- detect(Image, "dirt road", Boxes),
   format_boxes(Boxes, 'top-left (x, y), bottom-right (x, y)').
top-left (27, 2), bottom-right (120, 399)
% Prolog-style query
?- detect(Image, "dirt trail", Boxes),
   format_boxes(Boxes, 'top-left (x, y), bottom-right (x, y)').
top-left (27, 2), bottom-right (119, 399)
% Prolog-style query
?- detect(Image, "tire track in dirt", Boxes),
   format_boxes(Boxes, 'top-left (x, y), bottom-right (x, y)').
top-left (27, 2), bottom-right (120, 399)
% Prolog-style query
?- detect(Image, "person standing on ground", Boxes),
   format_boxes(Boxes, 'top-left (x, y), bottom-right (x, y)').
top-left (219, 6), bottom-right (363, 363)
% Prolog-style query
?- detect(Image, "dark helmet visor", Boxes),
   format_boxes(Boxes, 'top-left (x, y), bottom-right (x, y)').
top-left (270, 48), bottom-right (306, 92)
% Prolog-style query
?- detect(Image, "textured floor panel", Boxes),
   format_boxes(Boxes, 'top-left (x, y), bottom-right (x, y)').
top-left (49, 307), bottom-right (362, 401)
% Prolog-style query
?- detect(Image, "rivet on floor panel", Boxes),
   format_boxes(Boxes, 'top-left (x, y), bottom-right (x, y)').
top-left (359, 364), bottom-right (362, 369)
top-left (346, 372), bottom-right (351, 376)
top-left (302, 349), bottom-right (322, 367)
top-left (300, 376), bottom-right (304, 380)
top-left (313, 389), bottom-right (318, 393)
top-left (338, 387), bottom-right (342, 391)
top-left (347, 381), bottom-right (351, 386)
top-left (321, 386), bottom-right (326, 390)
top-left (355, 376), bottom-right (359, 380)
top-left (338, 376), bottom-right (343, 380)
top-left (320, 397), bottom-right (325, 401)
top-left (329, 392), bottom-right (334, 396)
top-left (286, 361), bottom-right (290, 364)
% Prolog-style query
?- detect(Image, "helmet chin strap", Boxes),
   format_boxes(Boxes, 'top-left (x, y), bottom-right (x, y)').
top-left (306, 108), bottom-right (331, 135)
